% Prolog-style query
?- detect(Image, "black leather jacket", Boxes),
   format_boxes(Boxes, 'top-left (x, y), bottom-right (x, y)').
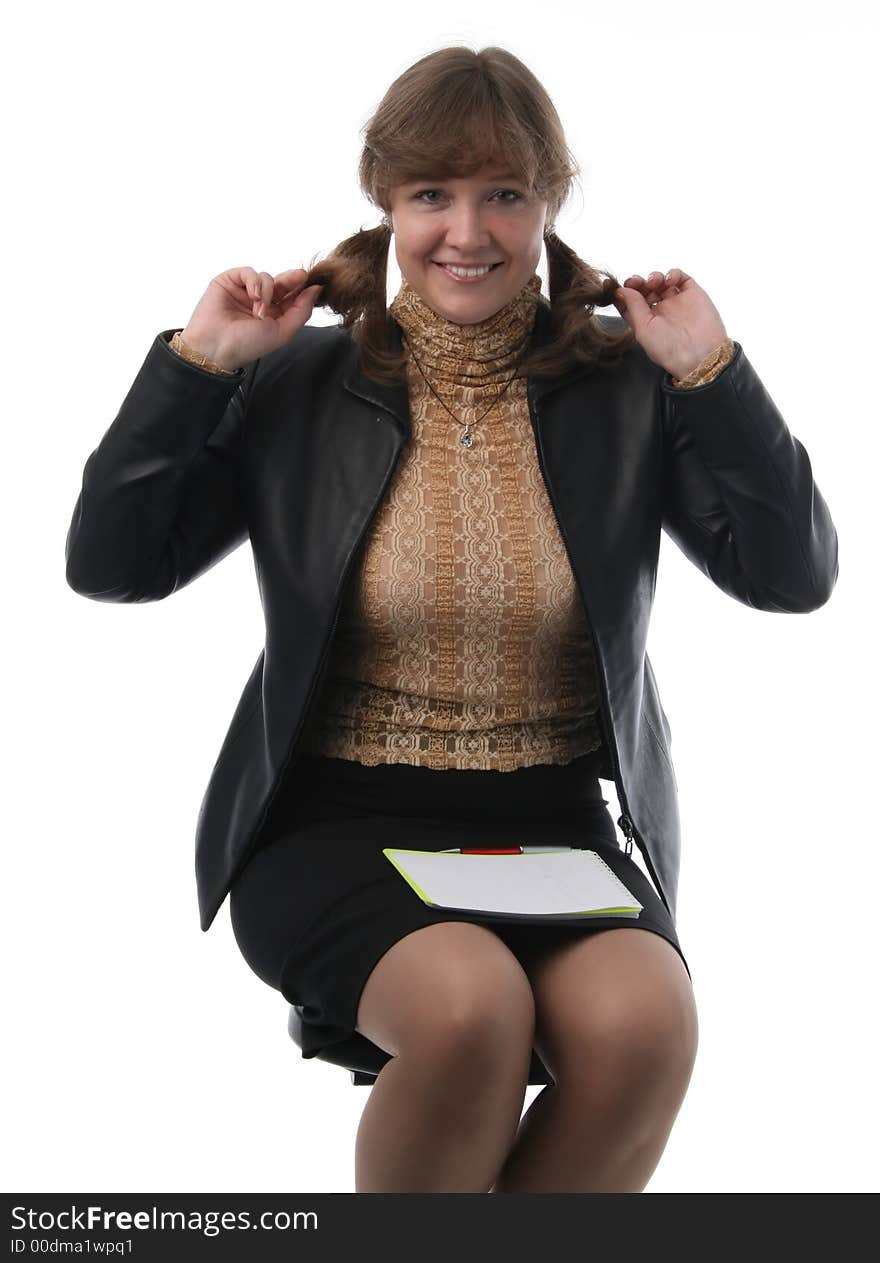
top-left (65, 299), bottom-right (839, 931)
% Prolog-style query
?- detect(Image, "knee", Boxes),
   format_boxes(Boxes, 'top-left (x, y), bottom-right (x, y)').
top-left (412, 966), bottom-right (537, 1075)
top-left (548, 989), bottom-right (699, 1104)
top-left (356, 922), bottom-right (538, 1073)
top-left (614, 993), bottom-right (699, 1092)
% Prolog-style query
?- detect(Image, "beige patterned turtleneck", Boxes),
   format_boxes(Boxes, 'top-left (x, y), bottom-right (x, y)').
top-left (168, 277), bottom-right (734, 771)
top-left (294, 272), bottom-right (608, 770)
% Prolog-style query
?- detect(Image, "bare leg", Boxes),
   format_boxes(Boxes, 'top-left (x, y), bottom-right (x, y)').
top-left (353, 921), bottom-right (536, 1193)
top-left (354, 1031), bottom-right (531, 1192)
top-left (490, 1076), bottom-right (689, 1193)
top-left (490, 927), bottom-right (699, 1193)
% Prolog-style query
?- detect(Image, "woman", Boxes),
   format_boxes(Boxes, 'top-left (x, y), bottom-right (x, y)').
top-left (65, 46), bottom-right (838, 1193)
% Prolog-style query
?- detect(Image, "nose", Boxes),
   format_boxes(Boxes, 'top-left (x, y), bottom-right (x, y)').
top-left (439, 207), bottom-right (495, 253)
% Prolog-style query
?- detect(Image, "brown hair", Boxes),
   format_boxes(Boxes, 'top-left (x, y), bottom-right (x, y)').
top-left (300, 45), bottom-right (635, 386)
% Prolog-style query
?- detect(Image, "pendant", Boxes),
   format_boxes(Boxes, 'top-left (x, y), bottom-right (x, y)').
top-left (460, 427), bottom-right (474, 449)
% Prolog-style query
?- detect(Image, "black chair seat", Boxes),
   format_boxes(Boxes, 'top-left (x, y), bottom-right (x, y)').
top-left (288, 1004), bottom-right (555, 1086)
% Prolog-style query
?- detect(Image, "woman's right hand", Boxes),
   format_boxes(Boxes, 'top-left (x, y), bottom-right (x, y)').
top-left (179, 266), bottom-right (324, 372)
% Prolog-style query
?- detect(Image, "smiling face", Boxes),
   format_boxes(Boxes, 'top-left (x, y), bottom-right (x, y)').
top-left (386, 161), bottom-right (549, 325)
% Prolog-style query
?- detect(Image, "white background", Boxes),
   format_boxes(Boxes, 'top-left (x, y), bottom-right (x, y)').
top-left (6, 0), bottom-right (876, 1194)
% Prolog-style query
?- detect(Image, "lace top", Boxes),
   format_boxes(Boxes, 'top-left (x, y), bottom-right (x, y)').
top-left (170, 280), bottom-right (734, 771)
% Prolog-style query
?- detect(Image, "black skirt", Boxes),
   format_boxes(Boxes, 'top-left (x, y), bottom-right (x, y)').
top-left (229, 747), bottom-right (689, 1061)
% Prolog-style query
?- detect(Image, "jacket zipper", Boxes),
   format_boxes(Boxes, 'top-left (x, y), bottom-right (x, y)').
top-left (527, 391), bottom-right (657, 883)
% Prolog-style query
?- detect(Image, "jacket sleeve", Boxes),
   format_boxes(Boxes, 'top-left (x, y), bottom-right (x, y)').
top-left (65, 329), bottom-right (259, 603)
top-left (659, 342), bottom-right (839, 612)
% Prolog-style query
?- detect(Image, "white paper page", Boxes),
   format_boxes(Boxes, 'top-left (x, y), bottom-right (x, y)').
top-left (382, 848), bottom-right (644, 917)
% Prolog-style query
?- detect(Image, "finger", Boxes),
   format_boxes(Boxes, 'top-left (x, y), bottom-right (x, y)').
top-left (228, 267), bottom-right (261, 302)
top-left (274, 267), bottom-right (308, 287)
top-left (232, 267), bottom-right (263, 314)
top-left (221, 267), bottom-right (261, 308)
top-left (235, 269), bottom-right (273, 316)
top-left (252, 270), bottom-right (274, 317)
top-left (620, 276), bottom-right (650, 308)
top-left (274, 284), bottom-right (323, 335)
top-left (623, 275), bottom-right (651, 302)
top-left (616, 280), bottom-right (654, 324)
top-left (271, 268), bottom-right (310, 306)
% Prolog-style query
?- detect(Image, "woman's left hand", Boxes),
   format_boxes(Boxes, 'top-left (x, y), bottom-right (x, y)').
top-left (612, 270), bottom-right (728, 380)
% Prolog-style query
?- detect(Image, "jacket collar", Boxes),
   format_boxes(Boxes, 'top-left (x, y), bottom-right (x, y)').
top-left (342, 294), bottom-right (599, 439)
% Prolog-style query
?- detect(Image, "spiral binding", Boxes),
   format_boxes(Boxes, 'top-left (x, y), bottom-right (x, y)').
top-left (582, 848), bottom-right (640, 908)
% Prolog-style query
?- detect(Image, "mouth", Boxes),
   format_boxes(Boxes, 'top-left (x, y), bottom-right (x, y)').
top-left (433, 261), bottom-right (505, 283)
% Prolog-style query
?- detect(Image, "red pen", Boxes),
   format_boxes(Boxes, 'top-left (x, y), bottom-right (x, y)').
top-left (437, 846), bottom-right (573, 854)
top-left (460, 846), bottom-right (523, 855)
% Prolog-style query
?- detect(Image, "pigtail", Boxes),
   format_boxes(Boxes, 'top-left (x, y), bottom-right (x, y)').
top-left (300, 220), bottom-right (635, 387)
top-left (522, 227), bottom-right (634, 379)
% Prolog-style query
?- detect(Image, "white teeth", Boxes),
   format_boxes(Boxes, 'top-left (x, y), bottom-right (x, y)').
top-left (441, 263), bottom-right (495, 277)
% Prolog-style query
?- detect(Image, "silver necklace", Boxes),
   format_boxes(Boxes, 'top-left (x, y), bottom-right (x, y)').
top-left (400, 329), bottom-right (531, 450)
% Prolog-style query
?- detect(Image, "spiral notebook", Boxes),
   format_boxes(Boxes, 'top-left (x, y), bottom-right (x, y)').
top-left (382, 846), bottom-right (643, 920)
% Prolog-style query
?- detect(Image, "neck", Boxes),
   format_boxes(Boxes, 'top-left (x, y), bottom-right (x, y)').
top-left (388, 273), bottom-right (544, 391)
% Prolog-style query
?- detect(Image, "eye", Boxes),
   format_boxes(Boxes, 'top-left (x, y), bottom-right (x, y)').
top-left (412, 188), bottom-right (523, 204)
